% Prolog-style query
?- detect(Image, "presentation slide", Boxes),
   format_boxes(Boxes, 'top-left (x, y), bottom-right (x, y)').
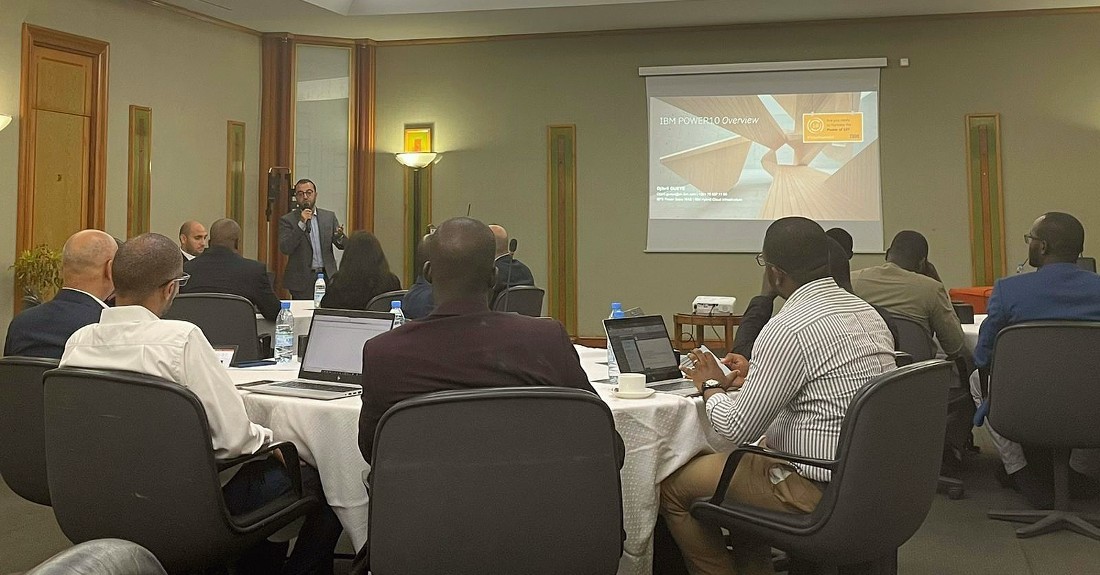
top-left (644, 73), bottom-right (883, 253)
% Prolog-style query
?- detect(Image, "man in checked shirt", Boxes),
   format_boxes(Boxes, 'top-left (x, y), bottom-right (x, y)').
top-left (660, 217), bottom-right (897, 575)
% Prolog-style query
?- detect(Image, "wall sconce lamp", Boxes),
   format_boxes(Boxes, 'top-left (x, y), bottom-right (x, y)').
top-left (0, 115), bottom-right (12, 132)
top-left (395, 152), bottom-right (441, 169)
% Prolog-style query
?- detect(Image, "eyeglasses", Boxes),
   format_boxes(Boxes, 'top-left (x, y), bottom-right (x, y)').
top-left (1024, 234), bottom-right (1043, 245)
top-left (163, 273), bottom-right (190, 287)
top-left (755, 253), bottom-right (769, 267)
top-left (294, 190), bottom-right (316, 197)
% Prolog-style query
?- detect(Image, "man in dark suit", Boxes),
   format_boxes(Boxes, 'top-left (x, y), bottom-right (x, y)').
top-left (973, 212), bottom-right (1100, 507)
top-left (401, 232), bottom-right (435, 320)
top-left (488, 224), bottom-right (534, 299)
top-left (278, 179), bottom-right (346, 299)
top-left (5, 229), bottom-right (117, 359)
top-left (357, 217), bottom-right (597, 463)
top-left (183, 218), bottom-right (282, 321)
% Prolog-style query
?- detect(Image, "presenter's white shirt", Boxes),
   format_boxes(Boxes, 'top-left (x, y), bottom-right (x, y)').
top-left (61, 305), bottom-right (273, 459)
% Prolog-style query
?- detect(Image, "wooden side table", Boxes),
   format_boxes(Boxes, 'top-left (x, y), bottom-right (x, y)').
top-left (672, 313), bottom-right (743, 354)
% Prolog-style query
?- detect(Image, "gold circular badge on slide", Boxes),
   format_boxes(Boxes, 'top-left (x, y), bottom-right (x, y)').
top-left (806, 117), bottom-right (825, 133)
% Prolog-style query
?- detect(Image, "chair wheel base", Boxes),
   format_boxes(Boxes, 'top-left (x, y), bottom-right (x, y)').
top-left (989, 509), bottom-right (1100, 540)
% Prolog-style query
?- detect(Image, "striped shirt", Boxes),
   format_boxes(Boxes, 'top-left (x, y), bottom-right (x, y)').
top-left (705, 277), bottom-right (896, 482)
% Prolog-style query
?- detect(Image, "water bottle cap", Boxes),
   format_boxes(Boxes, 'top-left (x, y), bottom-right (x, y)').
top-left (391, 301), bottom-right (402, 308)
top-left (281, 301), bottom-right (291, 309)
top-left (611, 302), bottom-right (622, 309)
top-left (317, 273), bottom-right (324, 279)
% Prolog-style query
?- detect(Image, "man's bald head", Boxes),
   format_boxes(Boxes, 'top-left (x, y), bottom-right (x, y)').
top-left (113, 233), bottom-right (184, 305)
top-left (208, 218), bottom-right (241, 251)
top-left (179, 220), bottom-right (207, 257)
top-left (488, 224), bottom-right (509, 257)
top-left (61, 230), bottom-right (117, 299)
top-left (427, 217), bottom-right (497, 304)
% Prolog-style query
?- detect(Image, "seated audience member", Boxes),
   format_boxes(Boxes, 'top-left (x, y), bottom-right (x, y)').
top-left (60, 233), bottom-right (341, 575)
top-left (972, 212), bottom-right (1100, 507)
top-left (732, 236), bottom-right (898, 359)
top-left (488, 224), bottom-right (534, 298)
top-left (318, 231), bottom-right (400, 310)
top-left (182, 218), bottom-right (281, 321)
top-left (852, 230), bottom-right (968, 361)
top-left (825, 227), bottom-right (854, 260)
top-left (179, 220), bottom-right (207, 261)
top-left (5, 230), bottom-right (116, 359)
top-left (660, 217), bottom-right (895, 575)
top-left (401, 232), bottom-right (435, 319)
top-left (357, 217), bottom-right (599, 462)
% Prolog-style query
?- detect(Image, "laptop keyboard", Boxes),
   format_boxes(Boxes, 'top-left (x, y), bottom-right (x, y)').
top-left (273, 380), bottom-right (358, 393)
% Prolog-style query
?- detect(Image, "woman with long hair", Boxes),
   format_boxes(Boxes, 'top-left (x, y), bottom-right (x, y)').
top-left (319, 231), bottom-right (400, 310)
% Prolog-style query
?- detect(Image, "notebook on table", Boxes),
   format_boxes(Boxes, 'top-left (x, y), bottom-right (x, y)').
top-left (237, 309), bottom-right (395, 400)
top-left (598, 315), bottom-right (698, 396)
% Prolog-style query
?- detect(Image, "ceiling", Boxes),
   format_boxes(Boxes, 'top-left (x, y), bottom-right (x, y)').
top-left (160, 0), bottom-right (1100, 41)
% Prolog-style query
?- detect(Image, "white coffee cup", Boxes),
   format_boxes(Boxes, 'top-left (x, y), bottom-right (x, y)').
top-left (617, 373), bottom-right (646, 394)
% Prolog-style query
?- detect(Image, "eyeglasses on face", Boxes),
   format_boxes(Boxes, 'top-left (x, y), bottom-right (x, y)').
top-left (163, 273), bottom-right (190, 287)
top-left (1024, 233), bottom-right (1043, 245)
top-left (755, 253), bottom-right (768, 267)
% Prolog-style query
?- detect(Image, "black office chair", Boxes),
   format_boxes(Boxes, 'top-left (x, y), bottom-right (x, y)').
top-left (164, 293), bottom-right (267, 361)
top-left (43, 367), bottom-right (317, 572)
top-left (0, 356), bottom-right (59, 506)
top-left (1076, 256), bottom-right (1096, 272)
top-left (368, 387), bottom-right (623, 575)
top-left (987, 321), bottom-right (1100, 540)
top-left (492, 285), bottom-right (545, 316)
top-left (887, 313), bottom-right (969, 499)
top-left (690, 360), bottom-right (953, 573)
top-left (25, 539), bottom-right (167, 575)
top-left (365, 290), bottom-right (409, 312)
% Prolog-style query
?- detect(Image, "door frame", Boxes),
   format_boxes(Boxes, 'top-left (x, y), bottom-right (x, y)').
top-left (17, 24), bottom-right (109, 258)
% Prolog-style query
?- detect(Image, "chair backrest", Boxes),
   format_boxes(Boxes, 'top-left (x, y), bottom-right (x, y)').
top-left (1077, 256), bottom-right (1096, 272)
top-left (43, 367), bottom-right (249, 571)
top-left (163, 293), bottom-right (262, 361)
top-left (492, 285), bottom-right (545, 316)
top-left (365, 290), bottom-right (409, 312)
top-left (789, 360), bottom-right (953, 564)
top-left (368, 387), bottom-right (623, 575)
top-left (0, 356), bottom-right (59, 506)
top-left (988, 321), bottom-right (1100, 447)
top-left (888, 312), bottom-right (936, 362)
top-left (26, 538), bottom-right (167, 575)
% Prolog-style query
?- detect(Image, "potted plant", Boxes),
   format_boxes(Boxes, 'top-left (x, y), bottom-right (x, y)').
top-left (10, 244), bottom-right (62, 308)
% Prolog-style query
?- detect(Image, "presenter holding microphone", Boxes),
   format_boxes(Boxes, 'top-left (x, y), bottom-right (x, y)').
top-left (278, 178), bottom-right (346, 300)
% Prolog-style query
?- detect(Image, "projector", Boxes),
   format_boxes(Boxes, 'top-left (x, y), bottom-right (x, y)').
top-left (692, 296), bottom-right (737, 316)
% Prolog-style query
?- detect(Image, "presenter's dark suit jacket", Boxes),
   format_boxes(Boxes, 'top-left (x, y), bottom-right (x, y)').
top-left (358, 297), bottom-right (598, 463)
top-left (4, 289), bottom-right (104, 359)
top-left (493, 254), bottom-right (535, 297)
top-left (974, 262), bottom-right (1100, 369)
top-left (278, 207), bottom-right (345, 294)
top-left (182, 245), bottom-right (282, 321)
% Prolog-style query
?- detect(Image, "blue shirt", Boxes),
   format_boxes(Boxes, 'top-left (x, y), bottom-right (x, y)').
top-left (974, 262), bottom-right (1100, 368)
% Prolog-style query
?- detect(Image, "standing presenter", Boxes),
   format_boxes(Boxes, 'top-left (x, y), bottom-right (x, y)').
top-left (278, 178), bottom-right (346, 299)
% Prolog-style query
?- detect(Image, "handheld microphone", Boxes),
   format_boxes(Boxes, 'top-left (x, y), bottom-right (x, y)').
top-left (509, 238), bottom-right (517, 254)
top-left (302, 202), bottom-right (312, 233)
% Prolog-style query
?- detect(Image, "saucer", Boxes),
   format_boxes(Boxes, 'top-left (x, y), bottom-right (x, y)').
top-left (612, 388), bottom-right (656, 399)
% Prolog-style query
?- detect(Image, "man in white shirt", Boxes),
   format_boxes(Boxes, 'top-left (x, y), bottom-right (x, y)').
top-left (61, 233), bottom-right (341, 575)
top-left (661, 217), bottom-right (896, 575)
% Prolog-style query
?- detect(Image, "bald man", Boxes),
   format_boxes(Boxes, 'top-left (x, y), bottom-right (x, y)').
top-left (179, 220), bottom-right (207, 261)
top-left (488, 224), bottom-right (534, 297)
top-left (183, 218), bottom-right (281, 321)
top-left (5, 229), bottom-right (117, 359)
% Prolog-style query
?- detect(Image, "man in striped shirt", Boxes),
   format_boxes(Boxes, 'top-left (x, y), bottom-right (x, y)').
top-left (660, 217), bottom-right (897, 575)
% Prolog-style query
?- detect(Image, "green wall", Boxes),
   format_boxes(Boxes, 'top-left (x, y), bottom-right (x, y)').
top-left (371, 11), bottom-right (1100, 336)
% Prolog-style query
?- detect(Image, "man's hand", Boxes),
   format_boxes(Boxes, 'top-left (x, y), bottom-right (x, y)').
top-left (760, 268), bottom-right (779, 297)
top-left (270, 446), bottom-right (286, 467)
top-left (681, 348), bottom-right (745, 392)
top-left (334, 225), bottom-right (345, 238)
top-left (300, 208), bottom-right (314, 223)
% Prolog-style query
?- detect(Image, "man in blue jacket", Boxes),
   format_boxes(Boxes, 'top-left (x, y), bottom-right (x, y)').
top-left (973, 212), bottom-right (1100, 507)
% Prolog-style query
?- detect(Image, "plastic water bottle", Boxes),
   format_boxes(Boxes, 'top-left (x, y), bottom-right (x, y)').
top-left (313, 273), bottom-right (326, 307)
top-left (390, 301), bottom-right (405, 328)
top-left (274, 301), bottom-right (295, 364)
top-left (607, 302), bottom-right (625, 383)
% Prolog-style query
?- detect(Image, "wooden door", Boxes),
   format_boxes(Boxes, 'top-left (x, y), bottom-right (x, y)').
top-left (16, 25), bottom-right (108, 306)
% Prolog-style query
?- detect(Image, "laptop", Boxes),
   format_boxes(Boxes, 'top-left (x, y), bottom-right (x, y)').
top-left (598, 315), bottom-right (698, 396)
top-left (237, 309), bottom-right (395, 400)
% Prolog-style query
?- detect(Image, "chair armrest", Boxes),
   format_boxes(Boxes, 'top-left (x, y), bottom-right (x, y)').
top-left (710, 444), bottom-right (837, 505)
top-left (893, 351), bottom-right (914, 367)
top-left (217, 441), bottom-right (304, 495)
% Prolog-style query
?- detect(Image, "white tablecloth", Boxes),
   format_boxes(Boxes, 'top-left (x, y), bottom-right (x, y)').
top-left (230, 346), bottom-right (729, 574)
top-left (962, 314), bottom-right (986, 352)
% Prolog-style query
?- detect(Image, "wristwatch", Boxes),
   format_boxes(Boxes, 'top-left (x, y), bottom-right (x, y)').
top-left (702, 379), bottom-right (724, 392)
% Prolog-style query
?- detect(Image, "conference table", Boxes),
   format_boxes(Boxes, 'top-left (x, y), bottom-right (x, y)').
top-left (961, 314), bottom-right (986, 352)
top-left (230, 345), bottom-right (730, 575)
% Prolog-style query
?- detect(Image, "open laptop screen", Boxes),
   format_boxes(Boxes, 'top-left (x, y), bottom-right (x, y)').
top-left (300, 310), bottom-right (395, 380)
top-left (604, 315), bottom-right (681, 381)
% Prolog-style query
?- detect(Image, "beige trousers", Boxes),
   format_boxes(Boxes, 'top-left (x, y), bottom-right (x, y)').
top-left (659, 451), bottom-right (823, 575)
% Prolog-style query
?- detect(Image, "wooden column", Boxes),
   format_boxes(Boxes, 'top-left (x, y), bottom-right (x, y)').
top-left (349, 41), bottom-right (376, 233)
top-left (258, 33), bottom-right (295, 291)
